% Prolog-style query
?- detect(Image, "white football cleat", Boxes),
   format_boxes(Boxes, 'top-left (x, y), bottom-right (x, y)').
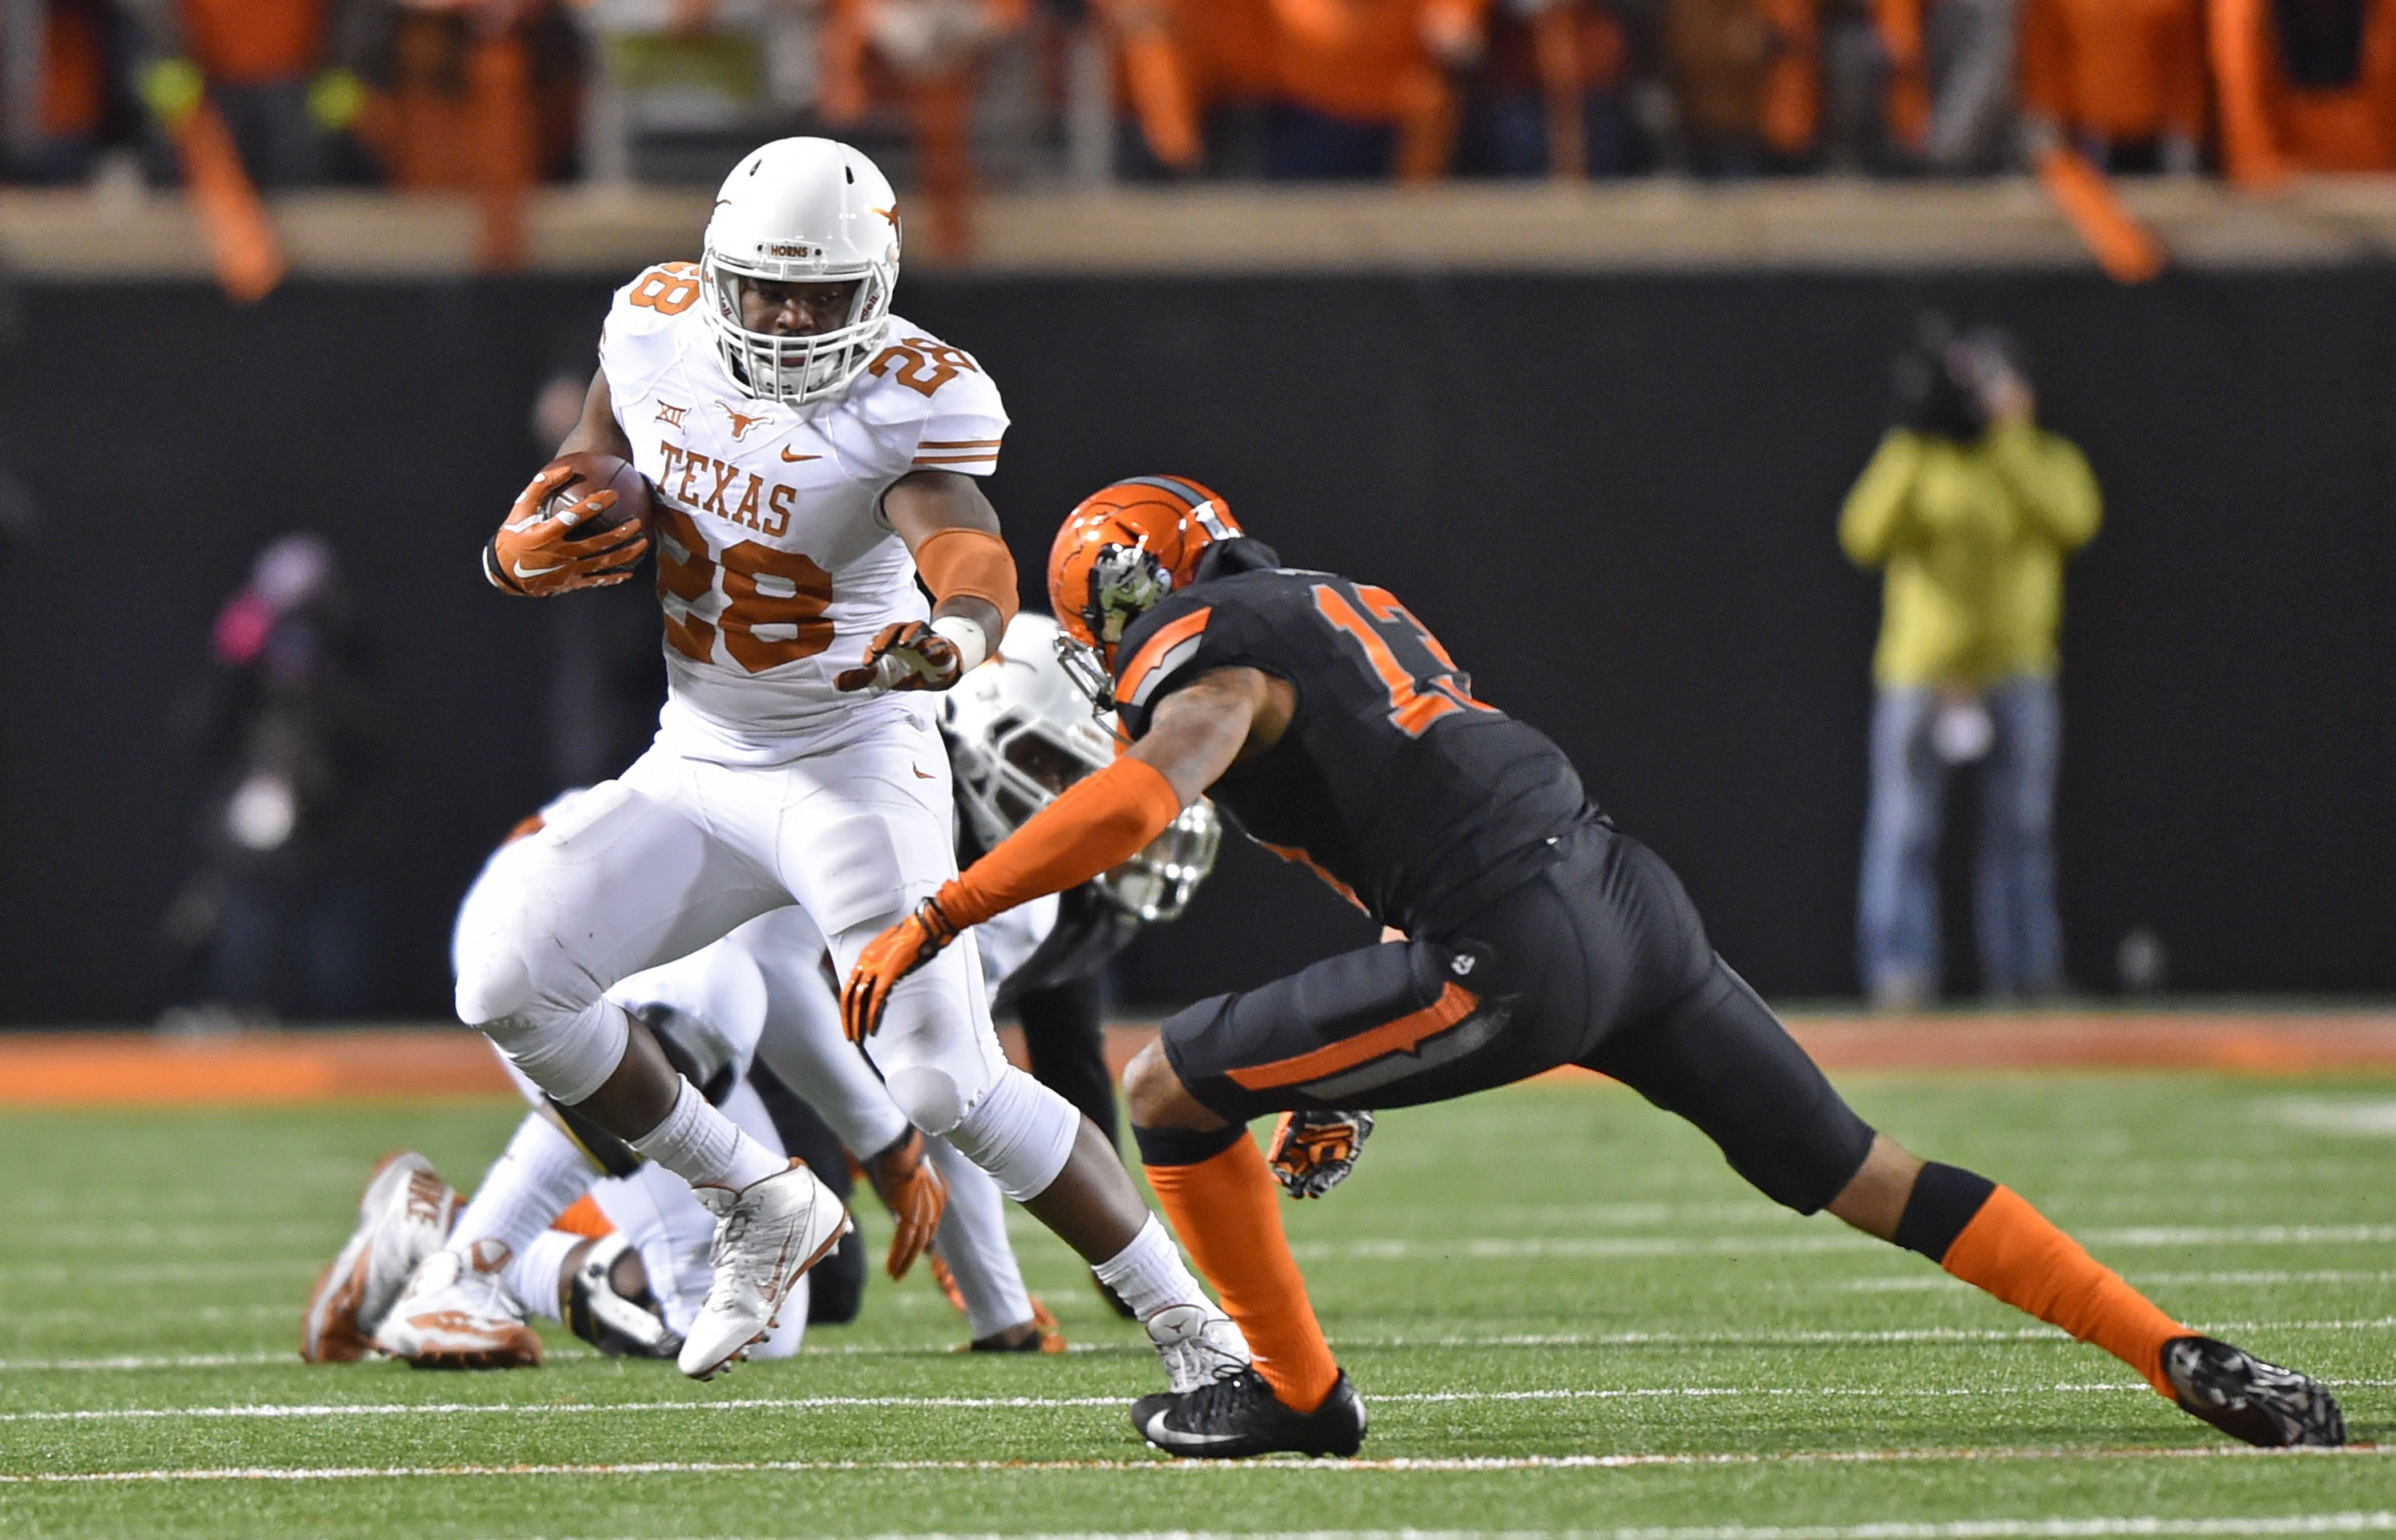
top-left (1143, 1300), bottom-right (1253, 1393)
top-left (677, 1160), bottom-right (851, 1380)
top-left (373, 1239), bottom-right (544, 1369)
top-left (300, 1151), bottom-right (459, 1363)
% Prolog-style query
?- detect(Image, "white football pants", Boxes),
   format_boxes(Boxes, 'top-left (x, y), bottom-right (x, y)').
top-left (452, 714), bottom-right (1015, 1141)
top-left (466, 841), bottom-right (1051, 1341)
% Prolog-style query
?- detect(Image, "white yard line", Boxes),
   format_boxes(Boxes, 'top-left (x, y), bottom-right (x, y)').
top-left (1847, 1270), bottom-right (2396, 1292)
top-left (6, 1318), bottom-right (2393, 1373)
top-left (3, 1443), bottom-right (2389, 1484)
top-left (25, 1223), bottom-right (337, 1250)
top-left (9, 1303), bottom-right (289, 1324)
top-left (0, 1260), bottom-right (319, 1285)
top-left (0, 1387), bottom-right (2148, 1424)
top-left (515, 1519), bottom-right (2396, 1540)
top-left (539, 1521), bottom-right (2396, 1540)
top-left (0, 1352), bottom-right (290, 1371)
top-left (1294, 1227), bottom-right (2396, 1262)
top-left (14, 1379), bottom-right (2395, 1428)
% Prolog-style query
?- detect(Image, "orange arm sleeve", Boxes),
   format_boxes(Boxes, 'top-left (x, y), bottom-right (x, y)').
top-left (912, 526), bottom-right (1021, 627)
top-left (938, 756), bottom-right (1183, 927)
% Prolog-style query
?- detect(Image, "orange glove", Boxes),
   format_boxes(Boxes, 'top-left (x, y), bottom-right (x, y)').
top-left (832, 621), bottom-right (965, 693)
top-left (843, 894), bottom-right (962, 1041)
top-left (486, 463), bottom-right (649, 597)
top-left (861, 1128), bottom-right (950, 1280)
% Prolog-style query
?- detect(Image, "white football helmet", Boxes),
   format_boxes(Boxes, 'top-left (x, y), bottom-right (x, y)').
top-left (701, 137), bottom-right (901, 406)
top-left (944, 612), bottom-right (1221, 925)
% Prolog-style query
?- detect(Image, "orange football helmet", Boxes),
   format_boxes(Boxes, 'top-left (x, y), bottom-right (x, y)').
top-left (1046, 476), bottom-right (1240, 684)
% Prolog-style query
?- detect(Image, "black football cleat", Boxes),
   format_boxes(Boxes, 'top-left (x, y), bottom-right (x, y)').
top-left (2163, 1335), bottom-right (2345, 1448)
top-left (1134, 1368), bottom-right (1367, 1459)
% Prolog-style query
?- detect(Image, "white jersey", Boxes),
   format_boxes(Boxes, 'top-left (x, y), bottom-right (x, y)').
top-left (598, 261), bottom-right (1009, 761)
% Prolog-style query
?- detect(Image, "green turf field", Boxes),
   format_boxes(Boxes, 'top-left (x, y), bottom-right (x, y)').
top-left (2, 1073), bottom-right (2391, 1539)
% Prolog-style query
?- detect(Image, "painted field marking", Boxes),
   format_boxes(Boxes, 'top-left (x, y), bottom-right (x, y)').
top-left (6, 1318), bottom-right (2393, 1374)
top-left (0, 1386), bottom-right (2156, 1425)
top-left (4, 1442), bottom-right (2389, 1484)
top-left (0, 1260), bottom-right (319, 1285)
top-left (0, 1353), bottom-right (289, 1371)
top-left (9, 1302), bottom-right (288, 1325)
top-left (1846, 1270), bottom-right (2396, 1293)
top-left (514, 1519), bottom-right (2396, 1540)
top-left (2260, 1099), bottom-right (2396, 1136)
top-left (14, 1377), bottom-right (2395, 1428)
top-left (1294, 1226), bottom-right (2396, 1262)
top-left (22, 1222), bottom-right (341, 1254)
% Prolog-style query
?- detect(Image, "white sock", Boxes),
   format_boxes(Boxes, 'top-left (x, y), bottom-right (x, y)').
top-left (450, 1114), bottom-right (597, 1259)
top-left (505, 1227), bottom-right (584, 1323)
top-left (1091, 1214), bottom-right (1209, 1320)
top-left (629, 1079), bottom-right (786, 1191)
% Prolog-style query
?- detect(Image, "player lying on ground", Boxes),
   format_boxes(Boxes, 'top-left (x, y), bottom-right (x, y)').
top-left (455, 136), bottom-right (1249, 1391)
top-left (305, 890), bottom-right (1053, 1364)
top-left (844, 475), bottom-right (2349, 1460)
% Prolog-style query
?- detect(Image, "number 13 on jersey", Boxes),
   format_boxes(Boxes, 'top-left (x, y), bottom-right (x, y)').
top-left (1312, 581), bottom-right (1496, 738)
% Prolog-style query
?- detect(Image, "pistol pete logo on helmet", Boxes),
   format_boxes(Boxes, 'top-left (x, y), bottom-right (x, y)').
top-left (1090, 544), bottom-right (1173, 646)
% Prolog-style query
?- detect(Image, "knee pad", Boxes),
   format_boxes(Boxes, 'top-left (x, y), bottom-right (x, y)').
top-left (885, 1064), bottom-right (973, 1137)
top-left (945, 1065), bottom-right (1081, 1202)
top-left (482, 999), bottom-right (630, 1107)
top-left (849, 927), bottom-right (1005, 1138)
top-left (452, 845), bottom-right (541, 1027)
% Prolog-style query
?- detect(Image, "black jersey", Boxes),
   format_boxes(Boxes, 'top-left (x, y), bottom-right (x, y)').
top-left (1111, 565), bottom-right (1596, 937)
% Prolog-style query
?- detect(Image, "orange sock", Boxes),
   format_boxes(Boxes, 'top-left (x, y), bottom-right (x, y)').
top-left (1941, 1185), bottom-right (2184, 1396)
top-left (1144, 1135), bottom-right (1341, 1413)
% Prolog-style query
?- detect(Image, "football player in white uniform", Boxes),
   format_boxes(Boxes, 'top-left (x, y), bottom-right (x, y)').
top-left (424, 137), bottom-right (1245, 1393)
top-left (312, 618), bottom-right (1223, 1367)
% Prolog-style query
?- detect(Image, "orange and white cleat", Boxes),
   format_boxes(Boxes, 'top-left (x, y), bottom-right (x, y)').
top-left (373, 1239), bottom-right (544, 1369)
top-left (300, 1151), bottom-right (459, 1363)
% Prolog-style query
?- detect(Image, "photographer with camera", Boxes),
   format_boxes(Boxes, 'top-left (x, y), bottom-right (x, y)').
top-left (1840, 315), bottom-right (2101, 1010)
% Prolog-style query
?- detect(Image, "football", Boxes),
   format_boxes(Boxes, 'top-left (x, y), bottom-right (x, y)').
top-left (539, 450), bottom-right (653, 541)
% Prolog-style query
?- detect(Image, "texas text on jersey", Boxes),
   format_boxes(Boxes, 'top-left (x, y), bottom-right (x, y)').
top-left (599, 261), bottom-right (1007, 755)
top-left (1110, 556), bottom-right (1593, 940)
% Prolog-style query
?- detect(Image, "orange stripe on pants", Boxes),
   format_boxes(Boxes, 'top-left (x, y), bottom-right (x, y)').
top-left (1226, 982), bottom-right (1478, 1091)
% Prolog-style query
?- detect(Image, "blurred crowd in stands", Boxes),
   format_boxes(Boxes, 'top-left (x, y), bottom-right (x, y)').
top-left (1, 0), bottom-right (2389, 217)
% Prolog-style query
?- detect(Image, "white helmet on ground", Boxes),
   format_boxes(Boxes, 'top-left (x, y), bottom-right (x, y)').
top-left (943, 613), bottom-right (1221, 925)
top-left (701, 137), bottom-right (901, 406)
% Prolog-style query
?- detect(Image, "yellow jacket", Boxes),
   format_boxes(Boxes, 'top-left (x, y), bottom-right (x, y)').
top-left (1839, 422), bottom-right (2101, 688)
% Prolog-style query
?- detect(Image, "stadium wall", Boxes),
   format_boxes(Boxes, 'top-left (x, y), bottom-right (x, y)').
top-left (1, 270), bottom-right (2389, 1023)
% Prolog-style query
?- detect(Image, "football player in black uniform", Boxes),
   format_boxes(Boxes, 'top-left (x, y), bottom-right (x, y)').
top-left (843, 476), bottom-right (2345, 1461)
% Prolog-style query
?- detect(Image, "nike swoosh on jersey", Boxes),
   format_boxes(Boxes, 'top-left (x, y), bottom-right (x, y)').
top-left (512, 560), bottom-right (566, 578)
top-left (781, 448), bottom-right (820, 462)
top-left (912, 765), bottom-right (935, 780)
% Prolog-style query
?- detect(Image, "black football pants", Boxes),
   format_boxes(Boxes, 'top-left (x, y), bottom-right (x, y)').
top-left (1159, 821), bottom-right (1877, 1214)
